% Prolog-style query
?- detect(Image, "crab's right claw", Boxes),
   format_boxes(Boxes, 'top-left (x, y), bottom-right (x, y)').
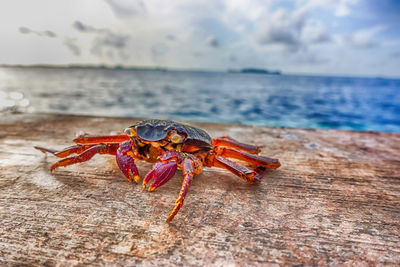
top-left (116, 145), bottom-right (140, 183)
top-left (143, 161), bottom-right (177, 191)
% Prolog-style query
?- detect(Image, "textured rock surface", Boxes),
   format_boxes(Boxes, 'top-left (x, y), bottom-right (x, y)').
top-left (0, 113), bottom-right (399, 265)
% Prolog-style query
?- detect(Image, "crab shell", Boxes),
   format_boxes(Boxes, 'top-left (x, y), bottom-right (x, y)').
top-left (125, 119), bottom-right (213, 151)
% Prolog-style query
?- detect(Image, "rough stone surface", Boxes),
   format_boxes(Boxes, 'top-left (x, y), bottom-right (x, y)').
top-left (0, 113), bottom-right (399, 265)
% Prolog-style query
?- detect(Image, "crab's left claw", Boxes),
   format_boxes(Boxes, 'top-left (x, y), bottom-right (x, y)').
top-left (143, 161), bottom-right (178, 191)
top-left (116, 141), bottom-right (140, 183)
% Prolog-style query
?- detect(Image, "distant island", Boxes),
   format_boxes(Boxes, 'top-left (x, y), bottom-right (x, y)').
top-left (229, 68), bottom-right (281, 75)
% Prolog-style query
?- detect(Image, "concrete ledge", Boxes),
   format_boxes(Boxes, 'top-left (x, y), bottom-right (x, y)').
top-left (1, 113), bottom-right (399, 265)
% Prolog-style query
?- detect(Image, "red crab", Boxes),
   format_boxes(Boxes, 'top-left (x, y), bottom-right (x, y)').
top-left (35, 119), bottom-right (280, 221)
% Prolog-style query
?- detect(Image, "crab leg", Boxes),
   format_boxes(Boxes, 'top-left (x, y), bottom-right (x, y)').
top-left (214, 147), bottom-right (280, 169)
top-left (212, 136), bottom-right (261, 154)
top-left (73, 135), bottom-right (129, 144)
top-left (166, 157), bottom-right (197, 222)
top-left (35, 144), bottom-right (102, 158)
top-left (212, 156), bottom-right (263, 184)
top-left (48, 143), bottom-right (119, 171)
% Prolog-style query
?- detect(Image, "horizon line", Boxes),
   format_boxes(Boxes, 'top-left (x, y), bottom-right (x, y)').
top-left (1, 63), bottom-right (399, 80)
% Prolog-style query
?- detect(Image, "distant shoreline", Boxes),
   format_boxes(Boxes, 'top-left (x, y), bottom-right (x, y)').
top-left (0, 64), bottom-right (169, 72)
top-left (1, 64), bottom-right (399, 80)
top-left (0, 64), bottom-right (282, 75)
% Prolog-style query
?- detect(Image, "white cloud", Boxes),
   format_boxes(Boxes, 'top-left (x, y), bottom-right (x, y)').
top-left (206, 35), bottom-right (220, 48)
top-left (303, 23), bottom-right (331, 44)
top-left (344, 25), bottom-right (386, 49)
top-left (71, 20), bottom-right (130, 61)
top-left (105, 0), bottom-right (146, 17)
top-left (254, 5), bottom-right (333, 52)
top-left (306, 0), bottom-right (359, 17)
top-left (63, 38), bottom-right (81, 56)
top-left (335, 0), bottom-right (359, 16)
top-left (255, 8), bottom-right (307, 52)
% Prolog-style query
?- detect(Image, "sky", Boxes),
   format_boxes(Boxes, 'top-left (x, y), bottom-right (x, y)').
top-left (1, 0), bottom-right (400, 77)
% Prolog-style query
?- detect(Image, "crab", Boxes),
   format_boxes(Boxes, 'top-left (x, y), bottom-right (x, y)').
top-left (35, 119), bottom-right (280, 221)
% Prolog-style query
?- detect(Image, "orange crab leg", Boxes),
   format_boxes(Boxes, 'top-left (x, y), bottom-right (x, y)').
top-left (212, 136), bottom-right (261, 154)
top-left (49, 143), bottom-right (119, 171)
top-left (214, 147), bottom-right (280, 169)
top-left (212, 156), bottom-right (262, 184)
top-left (73, 135), bottom-right (129, 144)
top-left (166, 157), bottom-right (197, 222)
top-left (35, 144), bottom-right (100, 158)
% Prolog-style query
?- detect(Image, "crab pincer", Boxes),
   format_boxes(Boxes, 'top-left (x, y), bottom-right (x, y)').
top-left (142, 161), bottom-right (178, 191)
top-left (142, 150), bottom-right (182, 190)
top-left (116, 141), bottom-right (140, 183)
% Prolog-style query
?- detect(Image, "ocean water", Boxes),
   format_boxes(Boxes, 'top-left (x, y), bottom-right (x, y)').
top-left (0, 66), bottom-right (399, 132)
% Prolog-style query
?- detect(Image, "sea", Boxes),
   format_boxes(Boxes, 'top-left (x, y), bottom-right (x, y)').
top-left (0, 66), bottom-right (399, 132)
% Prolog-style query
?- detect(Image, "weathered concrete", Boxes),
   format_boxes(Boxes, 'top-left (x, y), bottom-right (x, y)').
top-left (0, 113), bottom-right (399, 265)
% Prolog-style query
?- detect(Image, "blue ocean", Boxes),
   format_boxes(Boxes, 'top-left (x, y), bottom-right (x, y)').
top-left (0, 66), bottom-right (399, 132)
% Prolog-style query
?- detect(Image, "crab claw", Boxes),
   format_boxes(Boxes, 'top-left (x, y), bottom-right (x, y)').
top-left (143, 161), bottom-right (178, 191)
top-left (116, 141), bottom-right (140, 183)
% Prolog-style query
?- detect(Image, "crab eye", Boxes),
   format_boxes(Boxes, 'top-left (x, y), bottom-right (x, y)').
top-left (170, 133), bottom-right (183, 143)
top-left (124, 128), bottom-right (136, 137)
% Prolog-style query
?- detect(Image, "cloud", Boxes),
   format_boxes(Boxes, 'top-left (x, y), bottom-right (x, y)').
top-left (105, 0), bottom-right (146, 17)
top-left (255, 7), bottom-right (309, 52)
top-left (166, 34), bottom-right (176, 41)
top-left (303, 24), bottom-right (332, 44)
top-left (391, 51), bottom-right (400, 58)
top-left (19, 26), bottom-right (56, 38)
top-left (73, 21), bottom-right (95, 33)
top-left (73, 21), bottom-right (130, 60)
top-left (193, 52), bottom-right (203, 58)
top-left (63, 38), bottom-right (81, 56)
top-left (19, 27), bottom-right (31, 34)
top-left (206, 35), bottom-right (219, 48)
top-left (43, 30), bottom-right (56, 38)
top-left (344, 26), bottom-right (386, 49)
top-left (98, 32), bottom-right (129, 49)
top-left (18, 26), bottom-right (81, 56)
top-left (90, 33), bottom-right (130, 59)
top-left (293, 52), bottom-right (330, 65)
top-left (73, 21), bottom-right (109, 34)
top-left (306, 0), bottom-right (359, 17)
top-left (151, 43), bottom-right (168, 57)
top-left (335, 0), bottom-right (359, 16)
top-left (229, 54), bottom-right (237, 62)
